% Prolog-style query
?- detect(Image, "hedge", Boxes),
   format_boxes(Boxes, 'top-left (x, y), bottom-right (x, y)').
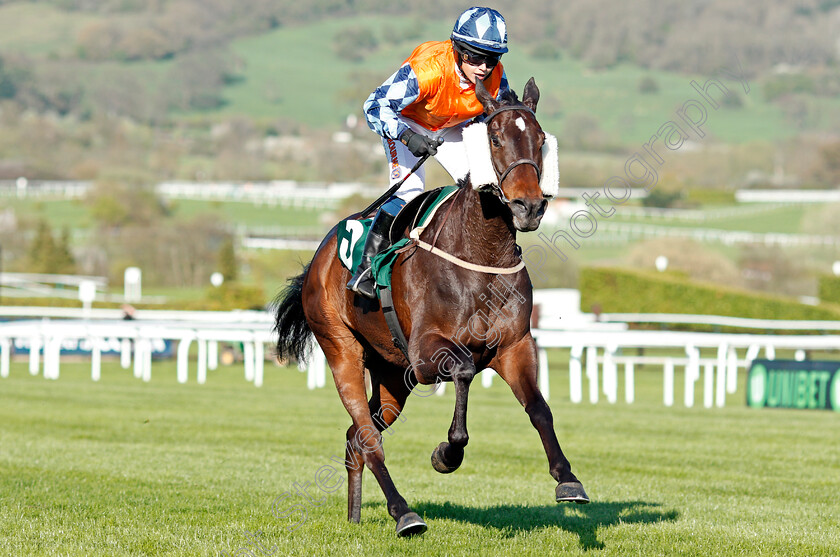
top-left (818, 275), bottom-right (840, 305)
top-left (580, 267), bottom-right (840, 321)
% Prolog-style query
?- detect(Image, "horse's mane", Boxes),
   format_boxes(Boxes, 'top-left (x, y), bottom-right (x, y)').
top-left (498, 89), bottom-right (521, 106)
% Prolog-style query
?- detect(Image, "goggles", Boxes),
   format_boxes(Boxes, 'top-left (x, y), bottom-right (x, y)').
top-left (455, 45), bottom-right (500, 68)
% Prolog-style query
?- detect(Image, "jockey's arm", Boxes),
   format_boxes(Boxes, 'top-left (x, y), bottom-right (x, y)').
top-left (363, 63), bottom-right (422, 141)
top-left (496, 69), bottom-right (510, 100)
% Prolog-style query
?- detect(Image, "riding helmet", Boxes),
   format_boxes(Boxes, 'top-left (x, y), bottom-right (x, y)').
top-left (450, 6), bottom-right (508, 54)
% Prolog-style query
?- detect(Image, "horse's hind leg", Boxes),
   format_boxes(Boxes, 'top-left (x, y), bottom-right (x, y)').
top-left (317, 332), bottom-right (426, 535)
top-left (493, 334), bottom-right (589, 503)
top-left (345, 429), bottom-right (364, 523)
top-left (345, 368), bottom-right (412, 525)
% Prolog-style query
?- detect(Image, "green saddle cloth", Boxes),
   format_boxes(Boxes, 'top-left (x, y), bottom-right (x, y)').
top-left (336, 186), bottom-right (459, 294)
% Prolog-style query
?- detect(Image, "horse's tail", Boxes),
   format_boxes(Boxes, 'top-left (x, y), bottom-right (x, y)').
top-left (272, 263), bottom-right (313, 363)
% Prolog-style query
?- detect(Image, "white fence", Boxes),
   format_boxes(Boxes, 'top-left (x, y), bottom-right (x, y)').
top-left (3, 310), bottom-right (839, 409)
top-left (0, 179), bottom-right (92, 198)
top-left (0, 273), bottom-right (109, 300)
top-left (529, 329), bottom-right (839, 408)
top-left (0, 316), bottom-right (274, 387)
top-left (301, 328), bottom-right (840, 408)
top-left (552, 202), bottom-right (788, 223)
top-left (583, 222), bottom-right (840, 248)
top-left (735, 189), bottom-right (840, 203)
top-left (156, 181), bottom-right (382, 209)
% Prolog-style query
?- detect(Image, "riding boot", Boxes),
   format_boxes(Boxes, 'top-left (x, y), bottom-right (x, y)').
top-left (347, 208), bottom-right (396, 299)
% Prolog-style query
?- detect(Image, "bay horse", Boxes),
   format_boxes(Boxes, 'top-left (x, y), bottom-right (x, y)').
top-left (273, 77), bottom-right (588, 536)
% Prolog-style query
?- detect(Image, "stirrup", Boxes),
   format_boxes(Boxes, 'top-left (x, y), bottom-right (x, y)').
top-left (348, 266), bottom-right (377, 299)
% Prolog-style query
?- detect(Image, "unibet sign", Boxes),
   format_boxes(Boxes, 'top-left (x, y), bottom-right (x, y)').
top-left (747, 359), bottom-right (840, 411)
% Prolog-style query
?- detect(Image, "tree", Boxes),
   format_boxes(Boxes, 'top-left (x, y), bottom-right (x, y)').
top-left (638, 76), bottom-right (659, 94)
top-left (0, 56), bottom-right (18, 99)
top-left (816, 141), bottom-right (840, 187)
top-left (27, 221), bottom-right (75, 274)
top-left (53, 228), bottom-right (77, 275)
top-left (87, 181), bottom-right (165, 229)
top-left (28, 220), bottom-right (56, 273)
top-left (332, 27), bottom-right (378, 62)
top-left (641, 188), bottom-right (683, 208)
top-left (75, 21), bottom-right (123, 61)
top-left (217, 236), bottom-right (238, 282)
top-left (165, 48), bottom-right (239, 111)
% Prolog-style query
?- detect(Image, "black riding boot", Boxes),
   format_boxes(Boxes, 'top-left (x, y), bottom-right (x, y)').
top-left (347, 209), bottom-right (396, 299)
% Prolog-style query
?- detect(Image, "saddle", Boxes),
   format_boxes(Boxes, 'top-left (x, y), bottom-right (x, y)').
top-left (337, 186), bottom-right (460, 279)
top-left (388, 186), bottom-right (453, 245)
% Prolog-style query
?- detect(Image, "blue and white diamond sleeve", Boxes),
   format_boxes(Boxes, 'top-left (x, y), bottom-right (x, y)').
top-left (497, 69), bottom-right (509, 101)
top-left (363, 63), bottom-right (420, 140)
top-left (471, 69), bottom-right (511, 125)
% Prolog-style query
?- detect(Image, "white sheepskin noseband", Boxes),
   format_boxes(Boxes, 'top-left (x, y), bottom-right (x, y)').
top-left (462, 122), bottom-right (559, 198)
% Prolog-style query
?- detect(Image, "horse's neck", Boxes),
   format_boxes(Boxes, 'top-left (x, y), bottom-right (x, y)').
top-left (436, 186), bottom-right (519, 267)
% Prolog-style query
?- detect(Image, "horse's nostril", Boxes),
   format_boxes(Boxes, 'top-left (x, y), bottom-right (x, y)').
top-left (538, 199), bottom-right (548, 215)
top-left (511, 199), bottom-right (528, 215)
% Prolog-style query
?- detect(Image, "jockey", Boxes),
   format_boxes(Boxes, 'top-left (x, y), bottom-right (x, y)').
top-left (348, 6), bottom-right (511, 298)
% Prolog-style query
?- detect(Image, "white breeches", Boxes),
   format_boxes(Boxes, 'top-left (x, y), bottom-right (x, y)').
top-left (381, 116), bottom-right (472, 203)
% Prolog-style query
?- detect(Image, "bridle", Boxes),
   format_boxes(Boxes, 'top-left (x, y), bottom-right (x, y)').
top-left (481, 106), bottom-right (542, 203)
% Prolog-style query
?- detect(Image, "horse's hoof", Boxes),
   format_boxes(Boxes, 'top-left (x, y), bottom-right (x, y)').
top-left (431, 442), bottom-right (462, 474)
top-left (396, 512), bottom-right (427, 537)
top-left (556, 481), bottom-right (590, 504)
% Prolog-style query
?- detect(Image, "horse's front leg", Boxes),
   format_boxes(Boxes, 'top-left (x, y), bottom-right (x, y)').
top-left (493, 334), bottom-right (590, 503)
top-left (410, 335), bottom-right (476, 474)
top-left (432, 358), bottom-right (476, 474)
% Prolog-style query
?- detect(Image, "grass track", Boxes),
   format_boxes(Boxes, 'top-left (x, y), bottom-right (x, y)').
top-left (4, 198), bottom-right (327, 231)
top-left (1, 356), bottom-right (838, 556)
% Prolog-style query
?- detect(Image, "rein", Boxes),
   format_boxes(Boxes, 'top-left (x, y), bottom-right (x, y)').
top-left (482, 106), bottom-right (542, 203)
top-left (400, 187), bottom-right (525, 275)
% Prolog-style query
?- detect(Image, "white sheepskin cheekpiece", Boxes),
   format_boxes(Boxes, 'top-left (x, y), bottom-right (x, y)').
top-left (462, 122), bottom-right (497, 190)
top-left (540, 132), bottom-right (559, 198)
top-left (463, 122), bottom-right (560, 198)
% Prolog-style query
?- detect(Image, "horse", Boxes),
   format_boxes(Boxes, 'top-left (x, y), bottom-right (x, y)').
top-left (273, 77), bottom-right (588, 537)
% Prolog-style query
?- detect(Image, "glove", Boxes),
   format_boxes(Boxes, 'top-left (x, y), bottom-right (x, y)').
top-left (400, 129), bottom-right (441, 157)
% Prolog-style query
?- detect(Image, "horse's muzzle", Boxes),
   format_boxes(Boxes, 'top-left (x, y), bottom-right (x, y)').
top-left (510, 198), bottom-right (548, 232)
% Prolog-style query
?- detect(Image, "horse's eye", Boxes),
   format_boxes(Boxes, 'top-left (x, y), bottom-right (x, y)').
top-left (490, 135), bottom-right (501, 148)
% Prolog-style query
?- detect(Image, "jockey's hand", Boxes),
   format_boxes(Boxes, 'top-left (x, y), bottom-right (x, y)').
top-left (400, 130), bottom-right (442, 157)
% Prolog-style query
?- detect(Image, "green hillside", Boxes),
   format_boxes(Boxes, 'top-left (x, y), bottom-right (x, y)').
top-left (0, 2), bottom-right (811, 145)
top-left (1, 4), bottom-right (836, 146)
top-left (215, 15), bottom-right (799, 144)
top-left (0, 3), bottom-right (98, 57)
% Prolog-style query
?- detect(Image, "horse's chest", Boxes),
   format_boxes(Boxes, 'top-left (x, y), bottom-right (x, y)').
top-left (419, 283), bottom-right (529, 352)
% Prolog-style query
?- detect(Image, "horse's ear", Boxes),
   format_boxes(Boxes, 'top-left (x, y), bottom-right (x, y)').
top-left (522, 77), bottom-right (540, 113)
top-left (475, 77), bottom-right (500, 114)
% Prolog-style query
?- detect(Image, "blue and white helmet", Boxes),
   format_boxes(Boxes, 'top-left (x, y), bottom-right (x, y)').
top-left (450, 7), bottom-right (508, 54)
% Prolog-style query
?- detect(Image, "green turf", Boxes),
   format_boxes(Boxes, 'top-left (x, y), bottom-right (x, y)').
top-left (1, 352), bottom-right (838, 556)
top-left (3, 198), bottom-right (327, 231)
top-left (166, 200), bottom-right (327, 230)
top-left (607, 205), bottom-right (808, 234)
top-left (4, 198), bottom-right (93, 229)
top-left (4, 196), bottom-right (811, 237)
